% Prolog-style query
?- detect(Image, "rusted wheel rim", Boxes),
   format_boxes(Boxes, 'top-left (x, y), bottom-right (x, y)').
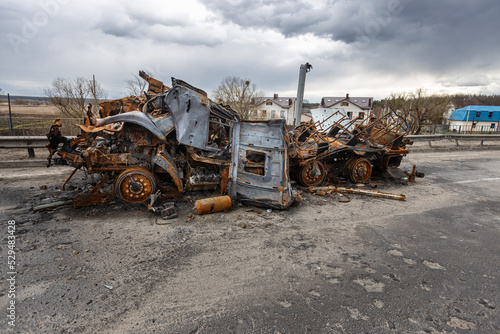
top-left (115, 168), bottom-right (157, 203)
top-left (348, 157), bottom-right (372, 184)
top-left (299, 161), bottom-right (326, 187)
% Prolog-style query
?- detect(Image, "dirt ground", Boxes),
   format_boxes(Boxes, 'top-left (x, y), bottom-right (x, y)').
top-left (1, 146), bottom-right (499, 333)
top-left (0, 103), bottom-right (62, 118)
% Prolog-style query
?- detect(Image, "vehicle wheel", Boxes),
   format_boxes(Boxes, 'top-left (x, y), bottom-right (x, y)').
top-left (344, 157), bottom-right (372, 183)
top-left (115, 168), bottom-right (157, 204)
top-left (298, 160), bottom-right (326, 187)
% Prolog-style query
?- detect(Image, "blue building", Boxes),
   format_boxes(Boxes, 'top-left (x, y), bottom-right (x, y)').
top-left (448, 105), bottom-right (500, 132)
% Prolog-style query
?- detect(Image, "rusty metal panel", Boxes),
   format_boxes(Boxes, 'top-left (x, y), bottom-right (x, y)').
top-left (95, 111), bottom-right (168, 139)
top-left (228, 119), bottom-right (294, 209)
top-left (163, 79), bottom-right (239, 152)
top-left (163, 85), bottom-right (212, 150)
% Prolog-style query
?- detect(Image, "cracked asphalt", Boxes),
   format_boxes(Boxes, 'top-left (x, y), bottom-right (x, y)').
top-left (0, 148), bottom-right (499, 333)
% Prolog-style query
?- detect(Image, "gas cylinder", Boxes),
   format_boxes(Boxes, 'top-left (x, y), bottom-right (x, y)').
top-left (194, 195), bottom-right (232, 215)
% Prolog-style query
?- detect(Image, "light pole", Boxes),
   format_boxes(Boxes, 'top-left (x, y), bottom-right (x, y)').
top-left (293, 63), bottom-right (312, 127)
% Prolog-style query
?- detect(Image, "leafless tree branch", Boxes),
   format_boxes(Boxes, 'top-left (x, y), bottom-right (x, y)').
top-left (212, 76), bottom-right (263, 119)
top-left (44, 77), bottom-right (107, 119)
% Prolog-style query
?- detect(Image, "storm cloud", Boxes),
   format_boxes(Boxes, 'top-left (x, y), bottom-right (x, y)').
top-left (1, 0), bottom-right (499, 101)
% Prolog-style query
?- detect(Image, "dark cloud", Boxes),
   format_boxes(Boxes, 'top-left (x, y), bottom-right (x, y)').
top-left (1, 0), bottom-right (499, 99)
top-left (205, 0), bottom-right (364, 41)
top-left (206, 0), bottom-right (500, 73)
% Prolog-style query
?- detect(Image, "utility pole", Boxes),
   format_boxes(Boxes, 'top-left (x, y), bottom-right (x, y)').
top-left (294, 63), bottom-right (312, 127)
top-left (7, 93), bottom-right (13, 135)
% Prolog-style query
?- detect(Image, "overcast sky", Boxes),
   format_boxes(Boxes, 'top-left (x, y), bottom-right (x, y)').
top-left (1, 0), bottom-right (499, 102)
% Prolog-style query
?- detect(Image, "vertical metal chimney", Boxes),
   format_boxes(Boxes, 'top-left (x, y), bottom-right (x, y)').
top-left (294, 62), bottom-right (312, 127)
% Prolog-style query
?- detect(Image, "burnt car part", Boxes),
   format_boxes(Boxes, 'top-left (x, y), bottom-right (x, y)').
top-left (288, 106), bottom-right (417, 186)
top-left (228, 119), bottom-right (296, 209)
top-left (47, 73), bottom-right (293, 210)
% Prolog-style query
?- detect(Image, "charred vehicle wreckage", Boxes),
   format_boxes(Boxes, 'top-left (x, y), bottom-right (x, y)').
top-left (288, 106), bottom-right (416, 187)
top-left (47, 73), bottom-right (296, 212)
top-left (46, 72), bottom-right (416, 215)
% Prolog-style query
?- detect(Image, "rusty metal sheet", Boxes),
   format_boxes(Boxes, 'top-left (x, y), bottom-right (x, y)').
top-left (152, 147), bottom-right (183, 192)
top-left (164, 78), bottom-right (238, 152)
top-left (95, 111), bottom-right (169, 139)
top-left (228, 119), bottom-right (295, 209)
top-left (99, 97), bottom-right (143, 118)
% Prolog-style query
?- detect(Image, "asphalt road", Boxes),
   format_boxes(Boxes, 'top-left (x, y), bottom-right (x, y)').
top-left (0, 149), bottom-right (499, 333)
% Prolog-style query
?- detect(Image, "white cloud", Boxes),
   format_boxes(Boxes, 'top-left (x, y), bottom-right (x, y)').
top-left (1, 0), bottom-right (499, 101)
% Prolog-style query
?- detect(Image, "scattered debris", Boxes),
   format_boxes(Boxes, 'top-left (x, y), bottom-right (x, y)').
top-left (194, 195), bottom-right (232, 215)
top-left (33, 200), bottom-right (74, 212)
top-left (408, 165), bottom-right (417, 182)
top-left (161, 202), bottom-right (177, 220)
top-left (309, 186), bottom-right (406, 201)
top-left (45, 71), bottom-right (417, 217)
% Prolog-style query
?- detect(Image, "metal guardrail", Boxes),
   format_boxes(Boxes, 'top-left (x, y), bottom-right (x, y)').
top-left (0, 136), bottom-right (74, 158)
top-left (407, 134), bottom-right (500, 141)
top-left (0, 136), bottom-right (49, 158)
top-left (0, 136), bottom-right (50, 148)
top-left (406, 134), bottom-right (500, 147)
top-left (1, 134), bottom-right (500, 162)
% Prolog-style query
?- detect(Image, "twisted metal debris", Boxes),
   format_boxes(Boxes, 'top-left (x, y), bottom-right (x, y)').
top-left (46, 72), bottom-right (415, 211)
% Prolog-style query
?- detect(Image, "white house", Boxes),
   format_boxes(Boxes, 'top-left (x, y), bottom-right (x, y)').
top-left (249, 94), bottom-right (297, 125)
top-left (319, 94), bottom-right (373, 121)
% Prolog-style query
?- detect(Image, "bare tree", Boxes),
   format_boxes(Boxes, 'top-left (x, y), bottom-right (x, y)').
top-left (382, 89), bottom-right (450, 134)
top-left (212, 76), bottom-right (263, 119)
top-left (125, 71), bottom-right (152, 96)
top-left (44, 77), bottom-right (107, 119)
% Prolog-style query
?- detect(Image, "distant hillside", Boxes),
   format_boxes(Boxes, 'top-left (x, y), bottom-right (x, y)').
top-left (0, 95), bottom-right (50, 103)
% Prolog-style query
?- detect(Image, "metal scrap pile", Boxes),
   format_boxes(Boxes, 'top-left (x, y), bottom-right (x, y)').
top-left (47, 73), bottom-right (295, 211)
top-left (46, 72), bottom-right (416, 214)
top-left (288, 107), bottom-right (416, 186)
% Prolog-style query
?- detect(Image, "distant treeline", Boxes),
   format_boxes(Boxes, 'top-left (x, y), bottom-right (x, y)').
top-left (450, 94), bottom-right (500, 109)
top-left (0, 95), bottom-right (50, 104)
top-left (3, 93), bottom-right (500, 109)
top-left (374, 93), bottom-right (500, 109)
